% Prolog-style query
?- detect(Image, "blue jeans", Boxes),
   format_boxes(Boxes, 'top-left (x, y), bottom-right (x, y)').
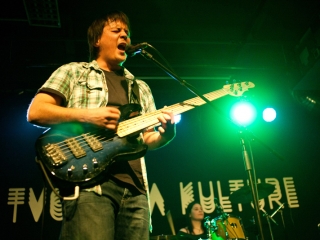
top-left (59, 179), bottom-right (149, 240)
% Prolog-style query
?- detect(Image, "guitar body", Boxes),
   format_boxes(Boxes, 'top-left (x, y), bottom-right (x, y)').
top-left (35, 104), bottom-right (148, 187)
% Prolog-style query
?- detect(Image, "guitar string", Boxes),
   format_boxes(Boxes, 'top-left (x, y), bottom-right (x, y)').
top-left (46, 89), bottom-right (229, 159)
top-left (118, 89), bottom-right (228, 135)
top-left (117, 90), bottom-right (226, 128)
top-left (46, 89), bottom-right (231, 159)
top-left (58, 83), bottom-right (251, 159)
top-left (46, 129), bottom-right (115, 160)
top-left (118, 81), bottom-right (254, 136)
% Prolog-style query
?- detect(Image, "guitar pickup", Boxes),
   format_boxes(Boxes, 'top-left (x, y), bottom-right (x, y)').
top-left (82, 134), bottom-right (103, 152)
top-left (65, 138), bottom-right (86, 158)
top-left (44, 143), bottom-right (67, 166)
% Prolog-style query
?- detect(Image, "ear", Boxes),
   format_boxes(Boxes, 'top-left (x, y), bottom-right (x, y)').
top-left (94, 39), bottom-right (100, 47)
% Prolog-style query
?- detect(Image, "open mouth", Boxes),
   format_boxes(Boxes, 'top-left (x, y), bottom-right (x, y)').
top-left (118, 43), bottom-right (126, 51)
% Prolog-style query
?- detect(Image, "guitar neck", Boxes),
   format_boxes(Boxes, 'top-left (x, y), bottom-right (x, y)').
top-left (117, 88), bottom-right (228, 137)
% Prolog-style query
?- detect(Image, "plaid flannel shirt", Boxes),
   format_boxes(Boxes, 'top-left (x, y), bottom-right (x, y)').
top-left (39, 60), bottom-right (156, 231)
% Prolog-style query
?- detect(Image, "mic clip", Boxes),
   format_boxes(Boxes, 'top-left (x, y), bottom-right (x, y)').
top-left (261, 208), bottom-right (278, 226)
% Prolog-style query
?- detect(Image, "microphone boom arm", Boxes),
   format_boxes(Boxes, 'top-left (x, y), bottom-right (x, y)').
top-left (139, 49), bottom-right (213, 106)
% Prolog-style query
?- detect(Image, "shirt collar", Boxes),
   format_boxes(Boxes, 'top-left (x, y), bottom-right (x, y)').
top-left (84, 60), bottom-right (136, 83)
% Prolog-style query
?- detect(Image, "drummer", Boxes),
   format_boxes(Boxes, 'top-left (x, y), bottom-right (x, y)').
top-left (178, 202), bottom-right (208, 240)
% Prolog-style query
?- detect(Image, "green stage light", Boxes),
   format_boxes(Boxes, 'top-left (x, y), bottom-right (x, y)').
top-left (263, 108), bottom-right (276, 122)
top-left (230, 101), bottom-right (257, 126)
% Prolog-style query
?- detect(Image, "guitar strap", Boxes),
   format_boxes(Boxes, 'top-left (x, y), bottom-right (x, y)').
top-left (131, 79), bottom-right (140, 104)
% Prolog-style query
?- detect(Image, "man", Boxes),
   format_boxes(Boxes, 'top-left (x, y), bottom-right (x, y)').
top-left (27, 10), bottom-right (176, 240)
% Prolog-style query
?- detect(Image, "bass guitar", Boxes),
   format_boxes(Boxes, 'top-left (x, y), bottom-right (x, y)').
top-left (35, 81), bottom-right (255, 188)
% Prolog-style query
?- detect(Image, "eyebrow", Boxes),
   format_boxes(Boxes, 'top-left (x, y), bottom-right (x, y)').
top-left (109, 26), bottom-right (130, 35)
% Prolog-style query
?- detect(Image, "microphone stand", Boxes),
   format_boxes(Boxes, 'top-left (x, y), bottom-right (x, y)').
top-left (271, 203), bottom-right (287, 239)
top-left (260, 203), bottom-right (285, 240)
top-left (239, 130), bottom-right (265, 240)
top-left (138, 49), bottom-right (267, 240)
top-left (260, 208), bottom-right (278, 240)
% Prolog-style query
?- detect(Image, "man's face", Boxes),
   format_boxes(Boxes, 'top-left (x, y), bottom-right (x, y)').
top-left (95, 20), bottom-right (131, 68)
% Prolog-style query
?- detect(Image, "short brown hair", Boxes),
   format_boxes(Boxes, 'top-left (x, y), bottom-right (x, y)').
top-left (87, 10), bottom-right (131, 61)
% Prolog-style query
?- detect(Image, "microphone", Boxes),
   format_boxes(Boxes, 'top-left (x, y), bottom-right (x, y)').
top-left (126, 42), bottom-right (148, 57)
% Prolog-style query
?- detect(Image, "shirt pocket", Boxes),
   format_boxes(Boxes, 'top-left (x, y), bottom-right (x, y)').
top-left (69, 75), bottom-right (107, 108)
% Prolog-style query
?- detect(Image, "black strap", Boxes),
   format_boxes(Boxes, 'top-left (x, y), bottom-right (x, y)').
top-left (132, 79), bottom-right (140, 104)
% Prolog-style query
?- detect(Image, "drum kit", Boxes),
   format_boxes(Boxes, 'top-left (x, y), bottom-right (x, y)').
top-left (204, 213), bottom-right (247, 240)
top-left (150, 183), bottom-right (280, 240)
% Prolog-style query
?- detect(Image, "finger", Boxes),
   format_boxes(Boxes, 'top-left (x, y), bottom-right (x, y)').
top-left (106, 106), bottom-right (121, 112)
top-left (106, 107), bottom-right (121, 116)
top-left (105, 121), bottom-right (118, 130)
top-left (106, 112), bottom-right (121, 120)
top-left (157, 114), bottom-right (167, 123)
top-left (157, 126), bottom-right (165, 134)
top-left (161, 111), bottom-right (175, 124)
top-left (105, 118), bottom-right (119, 123)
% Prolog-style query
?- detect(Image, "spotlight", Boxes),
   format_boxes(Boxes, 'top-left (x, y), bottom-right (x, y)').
top-left (230, 101), bottom-right (257, 126)
top-left (263, 108), bottom-right (276, 122)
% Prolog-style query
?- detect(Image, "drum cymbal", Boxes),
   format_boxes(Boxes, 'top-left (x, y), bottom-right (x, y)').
top-left (229, 183), bottom-right (275, 203)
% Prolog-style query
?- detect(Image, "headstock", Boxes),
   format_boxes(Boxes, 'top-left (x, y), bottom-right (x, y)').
top-left (224, 81), bottom-right (255, 97)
